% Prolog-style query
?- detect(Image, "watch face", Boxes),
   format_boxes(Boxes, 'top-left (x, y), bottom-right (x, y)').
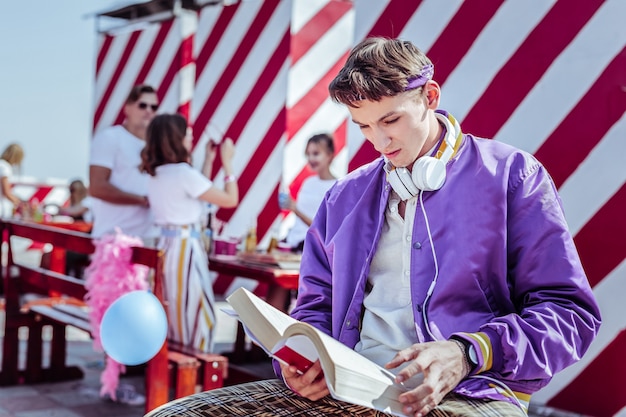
top-left (468, 344), bottom-right (478, 366)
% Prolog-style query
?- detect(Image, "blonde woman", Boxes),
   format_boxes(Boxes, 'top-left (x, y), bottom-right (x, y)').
top-left (0, 143), bottom-right (25, 218)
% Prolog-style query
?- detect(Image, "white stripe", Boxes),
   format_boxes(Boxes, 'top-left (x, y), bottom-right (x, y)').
top-left (496, 0), bottom-right (626, 152)
top-left (94, 31), bottom-right (131, 108)
top-left (533, 258), bottom-right (626, 403)
top-left (559, 113), bottom-right (626, 235)
top-left (441, 1), bottom-right (555, 121)
top-left (194, 2), bottom-right (222, 55)
top-left (178, 63), bottom-right (196, 106)
top-left (96, 24), bottom-right (160, 131)
top-left (224, 134), bottom-right (286, 240)
top-left (145, 20), bottom-right (183, 87)
top-left (287, 9), bottom-right (354, 107)
top-left (400, 0), bottom-right (463, 52)
top-left (352, 0), bottom-right (390, 43)
top-left (192, 0), bottom-right (266, 120)
top-left (291, 0), bottom-right (329, 34)
top-left (347, 118), bottom-right (368, 161)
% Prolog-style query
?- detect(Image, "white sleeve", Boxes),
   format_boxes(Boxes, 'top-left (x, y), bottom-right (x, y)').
top-left (0, 161), bottom-right (12, 179)
top-left (89, 128), bottom-right (117, 169)
top-left (183, 165), bottom-right (213, 198)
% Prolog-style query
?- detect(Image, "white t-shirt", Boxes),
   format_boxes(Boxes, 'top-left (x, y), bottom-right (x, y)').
top-left (0, 159), bottom-right (14, 218)
top-left (89, 125), bottom-right (154, 238)
top-left (148, 163), bottom-right (212, 225)
top-left (285, 176), bottom-right (336, 247)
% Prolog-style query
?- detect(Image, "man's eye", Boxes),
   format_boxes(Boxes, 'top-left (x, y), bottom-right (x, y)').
top-left (385, 117), bottom-right (399, 125)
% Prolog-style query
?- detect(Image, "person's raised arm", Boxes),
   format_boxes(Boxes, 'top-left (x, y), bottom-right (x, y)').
top-left (197, 138), bottom-right (238, 208)
top-left (89, 165), bottom-right (148, 207)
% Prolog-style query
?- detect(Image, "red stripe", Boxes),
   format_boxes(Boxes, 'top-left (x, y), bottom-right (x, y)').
top-left (426, 0), bottom-right (504, 86)
top-left (221, 31), bottom-right (290, 150)
top-left (257, 183), bottom-right (281, 241)
top-left (548, 330), bottom-right (626, 417)
top-left (93, 30), bottom-right (141, 130)
top-left (366, 0), bottom-right (422, 38)
top-left (286, 52), bottom-right (349, 140)
top-left (574, 183), bottom-right (626, 288)
top-left (216, 107), bottom-right (287, 226)
top-left (28, 186), bottom-right (54, 204)
top-left (290, 1), bottom-right (352, 65)
top-left (195, 3), bottom-right (240, 77)
top-left (113, 21), bottom-right (174, 126)
top-left (461, 0), bottom-right (604, 138)
top-left (349, 138), bottom-right (378, 172)
top-left (535, 46), bottom-right (626, 188)
top-left (96, 35), bottom-right (114, 77)
top-left (178, 102), bottom-right (191, 121)
top-left (193, 0), bottom-right (283, 145)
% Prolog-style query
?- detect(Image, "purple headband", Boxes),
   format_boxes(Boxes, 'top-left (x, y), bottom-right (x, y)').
top-left (405, 64), bottom-right (434, 91)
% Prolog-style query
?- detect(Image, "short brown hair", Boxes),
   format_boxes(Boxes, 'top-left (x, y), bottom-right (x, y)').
top-left (329, 37), bottom-right (432, 107)
top-left (126, 84), bottom-right (157, 104)
top-left (140, 114), bottom-right (189, 176)
top-left (307, 133), bottom-right (335, 155)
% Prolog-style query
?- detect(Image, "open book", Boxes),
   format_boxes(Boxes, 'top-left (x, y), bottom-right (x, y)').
top-left (226, 287), bottom-right (410, 417)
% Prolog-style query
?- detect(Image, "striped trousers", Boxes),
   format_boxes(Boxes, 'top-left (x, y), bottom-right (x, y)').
top-left (158, 229), bottom-right (216, 353)
top-left (145, 379), bottom-right (525, 417)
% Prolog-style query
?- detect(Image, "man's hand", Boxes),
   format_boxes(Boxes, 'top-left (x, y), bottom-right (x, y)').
top-left (386, 340), bottom-right (468, 417)
top-left (280, 360), bottom-right (329, 401)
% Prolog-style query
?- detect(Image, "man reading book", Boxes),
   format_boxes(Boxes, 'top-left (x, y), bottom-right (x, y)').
top-left (146, 37), bottom-right (601, 417)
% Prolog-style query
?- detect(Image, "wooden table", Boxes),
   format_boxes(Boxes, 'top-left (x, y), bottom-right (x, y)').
top-left (35, 221), bottom-right (92, 275)
top-left (208, 253), bottom-right (299, 365)
top-left (208, 253), bottom-right (299, 290)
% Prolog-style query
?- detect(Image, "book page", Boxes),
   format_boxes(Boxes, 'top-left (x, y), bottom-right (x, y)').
top-left (227, 287), bottom-right (300, 352)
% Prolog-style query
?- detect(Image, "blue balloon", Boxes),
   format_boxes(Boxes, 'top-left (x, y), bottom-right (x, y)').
top-left (100, 290), bottom-right (168, 366)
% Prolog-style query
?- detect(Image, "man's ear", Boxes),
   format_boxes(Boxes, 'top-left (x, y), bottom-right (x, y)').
top-left (424, 80), bottom-right (441, 109)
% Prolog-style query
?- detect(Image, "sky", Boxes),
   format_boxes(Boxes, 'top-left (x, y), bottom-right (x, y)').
top-left (0, 1), bottom-right (128, 185)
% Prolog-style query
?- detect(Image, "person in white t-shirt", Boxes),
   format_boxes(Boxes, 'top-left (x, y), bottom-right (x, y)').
top-left (140, 113), bottom-right (238, 353)
top-left (0, 143), bottom-right (25, 218)
top-left (280, 133), bottom-right (337, 251)
top-left (88, 84), bottom-right (159, 239)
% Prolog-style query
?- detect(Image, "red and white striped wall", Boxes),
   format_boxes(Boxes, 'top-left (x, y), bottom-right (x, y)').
top-left (88, 1), bottom-right (624, 414)
top-left (349, 1), bottom-right (626, 415)
top-left (94, 8), bottom-right (197, 133)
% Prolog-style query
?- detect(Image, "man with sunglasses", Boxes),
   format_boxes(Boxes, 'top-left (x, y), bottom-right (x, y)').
top-left (89, 84), bottom-right (159, 242)
top-left (87, 84), bottom-right (161, 406)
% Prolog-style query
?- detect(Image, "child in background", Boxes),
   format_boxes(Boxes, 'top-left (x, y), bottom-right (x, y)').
top-left (280, 133), bottom-right (337, 252)
top-left (140, 113), bottom-right (238, 352)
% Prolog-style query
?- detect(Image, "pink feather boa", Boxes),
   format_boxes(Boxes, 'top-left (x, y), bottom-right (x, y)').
top-left (84, 229), bottom-right (149, 399)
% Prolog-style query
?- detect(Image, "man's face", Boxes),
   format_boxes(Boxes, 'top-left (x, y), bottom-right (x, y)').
top-left (125, 92), bottom-right (159, 129)
top-left (348, 87), bottom-right (439, 169)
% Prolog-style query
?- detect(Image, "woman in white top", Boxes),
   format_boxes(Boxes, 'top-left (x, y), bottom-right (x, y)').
top-left (0, 143), bottom-right (25, 218)
top-left (280, 133), bottom-right (337, 251)
top-left (140, 114), bottom-right (238, 352)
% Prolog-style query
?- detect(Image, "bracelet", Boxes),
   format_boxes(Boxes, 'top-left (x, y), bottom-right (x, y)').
top-left (224, 174), bottom-right (237, 183)
top-left (451, 339), bottom-right (472, 378)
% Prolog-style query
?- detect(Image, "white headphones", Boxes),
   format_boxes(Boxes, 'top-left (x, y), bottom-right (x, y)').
top-left (384, 112), bottom-right (461, 199)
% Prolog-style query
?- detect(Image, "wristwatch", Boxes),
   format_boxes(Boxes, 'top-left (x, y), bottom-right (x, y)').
top-left (450, 335), bottom-right (478, 373)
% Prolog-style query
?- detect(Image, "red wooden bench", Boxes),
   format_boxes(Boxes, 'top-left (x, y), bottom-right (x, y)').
top-left (0, 219), bottom-right (227, 413)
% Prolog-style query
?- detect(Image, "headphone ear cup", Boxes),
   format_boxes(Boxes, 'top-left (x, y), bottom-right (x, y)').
top-left (387, 166), bottom-right (419, 200)
top-left (412, 157), bottom-right (446, 191)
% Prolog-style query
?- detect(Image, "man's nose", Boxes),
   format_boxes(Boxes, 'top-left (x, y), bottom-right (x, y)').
top-left (370, 127), bottom-right (390, 151)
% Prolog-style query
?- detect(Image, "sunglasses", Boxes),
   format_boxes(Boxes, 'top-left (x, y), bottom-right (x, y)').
top-left (138, 102), bottom-right (159, 111)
